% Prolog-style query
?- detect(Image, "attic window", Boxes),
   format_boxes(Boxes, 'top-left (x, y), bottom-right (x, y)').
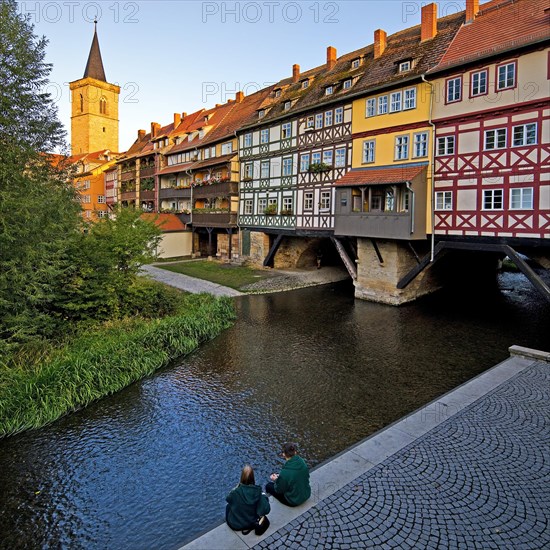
top-left (258, 109), bottom-right (265, 119)
top-left (352, 59), bottom-right (361, 69)
top-left (343, 79), bottom-right (352, 90)
top-left (284, 101), bottom-right (291, 110)
top-left (399, 60), bottom-right (412, 73)
top-left (325, 86), bottom-right (334, 96)
top-left (275, 89), bottom-right (282, 98)
top-left (302, 80), bottom-right (309, 89)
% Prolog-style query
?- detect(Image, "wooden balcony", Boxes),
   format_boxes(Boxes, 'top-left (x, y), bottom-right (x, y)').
top-left (141, 190), bottom-right (155, 200)
top-left (121, 191), bottom-right (137, 201)
top-left (159, 187), bottom-right (191, 200)
top-left (334, 211), bottom-right (417, 240)
top-left (139, 166), bottom-right (155, 177)
top-left (120, 171), bottom-right (135, 182)
top-left (193, 181), bottom-right (238, 199)
top-left (191, 211), bottom-right (237, 227)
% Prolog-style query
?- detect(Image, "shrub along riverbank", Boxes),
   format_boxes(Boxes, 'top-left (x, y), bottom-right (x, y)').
top-left (0, 291), bottom-right (235, 438)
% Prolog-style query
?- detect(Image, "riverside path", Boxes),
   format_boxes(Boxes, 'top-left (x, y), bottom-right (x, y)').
top-left (181, 345), bottom-right (550, 549)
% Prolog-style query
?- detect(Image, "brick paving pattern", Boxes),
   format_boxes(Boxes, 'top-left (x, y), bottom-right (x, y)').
top-left (254, 362), bottom-right (550, 549)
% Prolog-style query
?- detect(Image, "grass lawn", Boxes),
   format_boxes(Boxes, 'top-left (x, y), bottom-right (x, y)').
top-left (156, 260), bottom-right (276, 290)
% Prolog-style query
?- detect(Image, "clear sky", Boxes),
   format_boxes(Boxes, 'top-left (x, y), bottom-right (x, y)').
top-left (23, 0), bottom-right (466, 152)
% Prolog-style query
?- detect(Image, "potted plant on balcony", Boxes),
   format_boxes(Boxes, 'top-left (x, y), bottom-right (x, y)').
top-left (308, 162), bottom-right (332, 173)
top-left (280, 208), bottom-right (293, 216)
top-left (264, 204), bottom-right (278, 216)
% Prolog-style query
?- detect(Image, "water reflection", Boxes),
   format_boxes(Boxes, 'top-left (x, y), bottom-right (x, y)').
top-left (0, 272), bottom-right (548, 550)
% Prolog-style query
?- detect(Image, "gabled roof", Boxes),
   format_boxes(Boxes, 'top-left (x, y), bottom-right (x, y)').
top-left (141, 213), bottom-right (187, 232)
top-left (434, 0), bottom-right (550, 72)
top-left (83, 26), bottom-right (106, 82)
top-left (335, 165), bottom-right (427, 187)
top-left (241, 10), bottom-right (464, 128)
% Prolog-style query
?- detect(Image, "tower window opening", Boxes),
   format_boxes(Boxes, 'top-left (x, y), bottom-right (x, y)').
top-left (99, 97), bottom-right (107, 115)
top-left (79, 94), bottom-right (84, 112)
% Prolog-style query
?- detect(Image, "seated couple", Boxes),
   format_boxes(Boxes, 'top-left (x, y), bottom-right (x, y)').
top-left (225, 442), bottom-right (311, 534)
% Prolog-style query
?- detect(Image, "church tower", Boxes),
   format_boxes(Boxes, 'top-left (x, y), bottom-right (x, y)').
top-left (69, 24), bottom-right (120, 155)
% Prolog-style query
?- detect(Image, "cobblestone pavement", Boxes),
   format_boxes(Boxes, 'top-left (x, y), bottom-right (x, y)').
top-left (254, 361), bottom-right (550, 550)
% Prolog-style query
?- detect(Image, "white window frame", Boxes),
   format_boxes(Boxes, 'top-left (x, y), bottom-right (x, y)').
top-left (395, 135), bottom-right (409, 160)
top-left (221, 142), bottom-right (233, 154)
top-left (363, 140), bottom-right (375, 164)
top-left (484, 128), bottom-right (507, 150)
top-left (258, 197), bottom-right (267, 211)
top-left (378, 95), bottom-right (388, 115)
top-left (399, 60), bottom-right (411, 72)
top-left (447, 77), bottom-right (462, 103)
top-left (343, 79), bottom-right (352, 90)
top-left (244, 133), bottom-right (252, 147)
top-left (483, 189), bottom-right (503, 210)
top-left (413, 132), bottom-right (428, 158)
top-left (302, 80), bottom-right (309, 89)
top-left (471, 69), bottom-right (487, 96)
top-left (334, 107), bottom-right (343, 124)
top-left (366, 98), bottom-right (376, 117)
top-left (282, 157), bottom-right (293, 176)
top-left (244, 162), bottom-right (253, 178)
top-left (97, 195), bottom-right (106, 204)
top-left (390, 91), bottom-right (402, 112)
top-left (512, 123), bottom-right (537, 147)
top-left (300, 154), bottom-right (310, 172)
top-left (325, 110), bottom-right (333, 127)
top-left (304, 192), bottom-right (314, 210)
top-left (312, 152), bottom-right (321, 165)
top-left (244, 199), bottom-right (253, 215)
top-left (497, 62), bottom-right (516, 91)
top-left (260, 129), bottom-right (269, 144)
top-left (435, 191), bottom-right (452, 210)
top-left (260, 160), bottom-right (270, 178)
top-left (323, 150), bottom-right (333, 166)
top-left (404, 88), bottom-right (416, 110)
top-left (284, 101), bottom-right (291, 111)
top-left (315, 113), bottom-right (323, 129)
top-left (282, 196), bottom-right (293, 212)
top-left (510, 187), bottom-right (533, 210)
top-left (335, 147), bottom-right (346, 168)
top-left (437, 135), bottom-right (455, 156)
top-left (320, 191), bottom-right (331, 211)
top-left (281, 122), bottom-right (292, 139)
top-left (352, 59), bottom-right (360, 69)
top-left (325, 86), bottom-right (333, 95)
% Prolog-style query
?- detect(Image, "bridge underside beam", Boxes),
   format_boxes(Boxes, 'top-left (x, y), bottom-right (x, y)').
top-left (263, 234), bottom-right (284, 267)
top-left (331, 237), bottom-right (357, 280)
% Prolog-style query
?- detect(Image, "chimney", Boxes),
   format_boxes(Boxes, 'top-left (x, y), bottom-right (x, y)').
top-left (182, 112), bottom-right (187, 118)
top-left (151, 122), bottom-right (160, 138)
top-left (466, 0), bottom-right (480, 23)
top-left (421, 3), bottom-right (437, 42)
top-left (374, 29), bottom-right (387, 59)
top-left (174, 113), bottom-right (181, 127)
top-left (236, 91), bottom-right (244, 103)
top-left (326, 46), bottom-right (337, 70)
top-left (292, 64), bottom-right (300, 83)
top-left (138, 129), bottom-right (145, 140)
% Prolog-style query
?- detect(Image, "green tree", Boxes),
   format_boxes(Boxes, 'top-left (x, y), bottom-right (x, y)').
top-left (0, 0), bottom-right (82, 351)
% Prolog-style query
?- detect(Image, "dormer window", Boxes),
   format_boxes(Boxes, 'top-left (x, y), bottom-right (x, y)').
top-left (275, 89), bottom-right (282, 98)
top-left (352, 59), bottom-right (361, 69)
top-left (343, 79), bottom-right (352, 90)
top-left (399, 60), bottom-right (412, 73)
top-left (199, 129), bottom-right (205, 139)
top-left (258, 109), bottom-right (265, 119)
top-left (284, 101), bottom-right (291, 110)
top-left (325, 86), bottom-right (334, 95)
top-left (301, 79), bottom-right (309, 89)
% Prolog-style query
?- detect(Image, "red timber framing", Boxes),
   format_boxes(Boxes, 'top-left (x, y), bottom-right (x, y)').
top-left (433, 99), bottom-right (550, 239)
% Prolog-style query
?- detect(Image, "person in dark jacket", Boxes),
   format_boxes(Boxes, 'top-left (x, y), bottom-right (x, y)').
top-left (265, 442), bottom-right (311, 506)
top-left (226, 465), bottom-right (270, 531)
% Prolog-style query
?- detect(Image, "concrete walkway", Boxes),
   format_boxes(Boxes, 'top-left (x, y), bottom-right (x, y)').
top-left (180, 345), bottom-right (550, 549)
top-left (140, 264), bottom-right (243, 297)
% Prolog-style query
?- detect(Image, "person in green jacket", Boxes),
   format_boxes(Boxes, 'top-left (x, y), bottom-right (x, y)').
top-left (265, 442), bottom-right (311, 506)
top-left (226, 465), bottom-right (271, 532)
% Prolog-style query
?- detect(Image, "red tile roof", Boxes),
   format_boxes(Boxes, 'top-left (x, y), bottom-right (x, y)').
top-left (435, 0), bottom-right (550, 71)
top-left (190, 153), bottom-right (236, 170)
top-left (141, 213), bottom-right (187, 232)
top-left (157, 162), bottom-right (195, 176)
top-left (335, 165), bottom-right (427, 186)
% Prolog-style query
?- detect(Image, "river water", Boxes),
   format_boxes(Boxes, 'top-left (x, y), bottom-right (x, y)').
top-left (0, 272), bottom-right (548, 550)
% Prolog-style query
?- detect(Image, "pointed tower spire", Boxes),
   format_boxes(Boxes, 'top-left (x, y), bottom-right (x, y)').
top-left (83, 21), bottom-right (106, 81)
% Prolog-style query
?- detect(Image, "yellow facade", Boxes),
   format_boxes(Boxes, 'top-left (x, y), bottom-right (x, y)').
top-left (351, 81), bottom-right (434, 231)
top-left (70, 77), bottom-right (120, 155)
top-left (74, 159), bottom-right (116, 221)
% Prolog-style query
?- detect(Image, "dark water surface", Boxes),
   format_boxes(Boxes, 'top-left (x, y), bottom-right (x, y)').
top-left (0, 273), bottom-right (549, 550)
